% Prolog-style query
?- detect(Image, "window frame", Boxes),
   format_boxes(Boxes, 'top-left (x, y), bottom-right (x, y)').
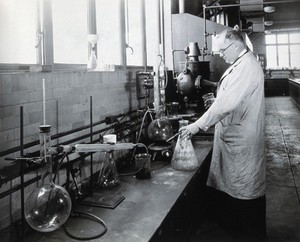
top-left (265, 31), bottom-right (300, 69)
top-left (0, 0), bottom-right (153, 73)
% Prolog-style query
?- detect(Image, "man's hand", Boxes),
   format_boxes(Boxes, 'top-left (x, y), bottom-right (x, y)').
top-left (179, 123), bottom-right (200, 140)
top-left (202, 93), bottom-right (215, 110)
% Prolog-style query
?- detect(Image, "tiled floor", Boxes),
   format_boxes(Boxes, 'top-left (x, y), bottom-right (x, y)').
top-left (265, 96), bottom-right (300, 242)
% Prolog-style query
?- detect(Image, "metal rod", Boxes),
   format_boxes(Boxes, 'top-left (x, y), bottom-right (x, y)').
top-left (90, 96), bottom-right (93, 196)
top-left (20, 106), bottom-right (25, 241)
top-left (0, 110), bottom-right (137, 157)
top-left (171, 49), bottom-right (185, 77)
top-left (166, 132), bottom-right (179, 143)
top-left (204, 0), bottom-right (300, 10)
top-left (141, 0), bottom-right (147, 70)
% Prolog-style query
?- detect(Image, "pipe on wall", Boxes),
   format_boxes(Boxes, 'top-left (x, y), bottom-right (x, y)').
top-left (202, 0), bottom-right (300, 53)
top-left (179, 0), bottom-right (185, 14)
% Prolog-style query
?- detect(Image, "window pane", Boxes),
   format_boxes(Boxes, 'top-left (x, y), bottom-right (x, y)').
top-left (96, 0), bottom-right (122, 65)
top-left (146, 0), bottom-right (159, 66)
top-left (290, 33), bottom-right (300, 44)
top-left (278, 45), bottom-right (289, 67)
top-left (52, 0), bottom-right (88, 64)
top-left (266, 46), bottom-right (277, 68)
top-left (126, 0), bottom-right (143, 66)
top-left (277, 34), bottom-right (288, 44)
top-left (290, 44), bottom-right (300, 68)
top-left (0, 0), bottom-right (37, 64)
top-left (265, 34), bottom-right (276, 44)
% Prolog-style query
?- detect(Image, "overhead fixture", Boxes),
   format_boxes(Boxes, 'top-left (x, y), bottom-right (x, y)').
top-left (264, 6), bottom-right (275, 13)
top-left (264, 20), bottom-right (273, 26)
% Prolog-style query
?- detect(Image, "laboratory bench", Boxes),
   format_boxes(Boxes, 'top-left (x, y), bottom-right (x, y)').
top-left (289, 78), bottom-right (300, 109)
top-left (25, 137), bottom-right (213, 242)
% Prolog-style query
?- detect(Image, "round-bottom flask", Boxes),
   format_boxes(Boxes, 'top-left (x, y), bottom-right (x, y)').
top-left (25, 182), bottom-right (72, 232)
top-left (24, 125), bottom-right (72, 232)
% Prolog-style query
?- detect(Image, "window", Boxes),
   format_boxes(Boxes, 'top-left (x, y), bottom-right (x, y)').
top-left (265, 32), bottom-right (300, 69)
top-left (52, 0), bottom-right (88, 64)
top-left (125, 0), bottom-right (143, 66)
top-left (0, 0), bottom-right (37, 64)
top-left (96, 0), bottom-right (122, 65)
top-left (0, 0), bottom-right (161, 70)
top-left (145, 0), bottom-right (160, 67)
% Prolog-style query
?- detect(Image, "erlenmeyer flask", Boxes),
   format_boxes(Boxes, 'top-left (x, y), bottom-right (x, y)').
top-left (171, 137), bottom-right (199, 171)
top-left (87, 49), bottom-right (98, 70)
top-left (100, 151), bottom-right (120, 188)
top-left (24, 125), bottom-right (72, 232)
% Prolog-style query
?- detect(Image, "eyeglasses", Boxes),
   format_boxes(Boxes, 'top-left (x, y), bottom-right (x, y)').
top-left (219, 41), bottom-right (236, 57)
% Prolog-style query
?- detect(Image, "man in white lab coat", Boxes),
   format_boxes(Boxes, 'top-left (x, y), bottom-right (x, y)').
top-left (180, 27), bottom-right (266, 240)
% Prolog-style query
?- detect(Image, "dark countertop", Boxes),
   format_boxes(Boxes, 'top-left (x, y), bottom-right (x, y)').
top-left (289, 78), bottom-right (300, 85)
top-left (26, 139), bottom-right (213, 242)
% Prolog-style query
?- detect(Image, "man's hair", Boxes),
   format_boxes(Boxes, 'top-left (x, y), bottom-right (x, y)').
top-left (224, 26), bottom-right (244, 42)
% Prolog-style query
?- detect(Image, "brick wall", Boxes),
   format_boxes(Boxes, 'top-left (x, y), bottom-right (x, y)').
top-left (0, 68), bottom-right (146, 231)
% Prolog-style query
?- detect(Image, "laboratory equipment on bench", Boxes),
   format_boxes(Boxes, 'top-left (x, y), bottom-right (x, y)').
top-left (135, 153), bottom-right (151, 179)
top-left (25, 125), bottom-right (72, 232)
top-left (171, 121), bottom-right (199, 171)
top-left (169, 42), bottom-right (211, 114)
top-left (75, 143), bottom-right (143, 188)
top-left (100, 151), bottom-right (120, 188)
top-left (147, 117), bottom-right (174, 162)
top-left (145, 53), bottom-right (175, 162)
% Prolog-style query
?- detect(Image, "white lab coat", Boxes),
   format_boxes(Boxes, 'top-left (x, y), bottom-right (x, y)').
top-left (195, 51), bottom-right (265, 199)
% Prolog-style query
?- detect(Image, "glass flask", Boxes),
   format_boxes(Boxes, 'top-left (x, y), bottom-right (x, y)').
top-left (87, 34), bottom-right (99, 71)
top-left (24, 125), bottom-right (72, 232)
top-left (25, 183), bottom-right (72, 232)
top-left (179, 119), bottom-right (189, 129)
top-left (100, 151), bottom-right (120, 188)
top-left (171, 120), bottom-right (198, 171)
top-left (87, 49), bottom-right (98, 70)
top-left (147, 118), bottom-right (173, 142)
top-left (171, 137), bottom-right (199, 171)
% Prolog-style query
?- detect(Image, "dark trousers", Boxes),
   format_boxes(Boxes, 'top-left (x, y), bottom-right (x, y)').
top-left (204, 186), bottom-right (266, 241)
